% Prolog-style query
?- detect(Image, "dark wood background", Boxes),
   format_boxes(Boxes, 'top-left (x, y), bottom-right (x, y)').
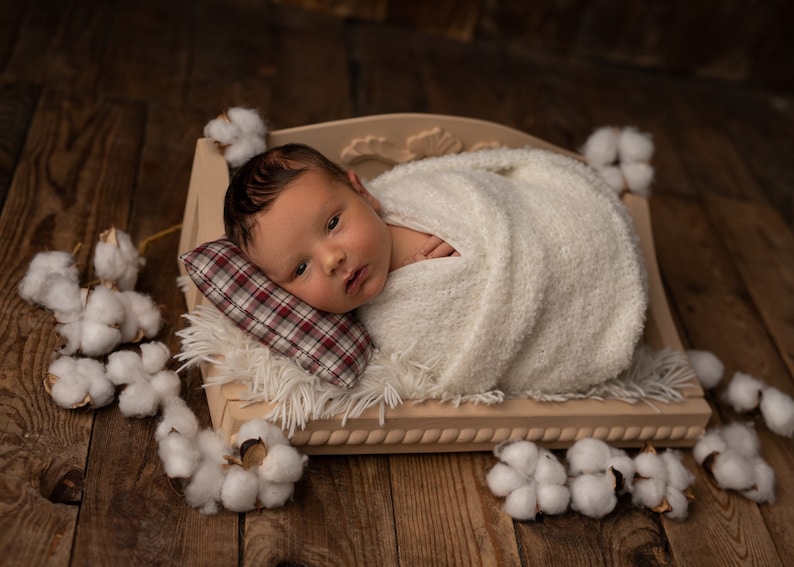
top-left (1, 1), bottom-right (792, 565)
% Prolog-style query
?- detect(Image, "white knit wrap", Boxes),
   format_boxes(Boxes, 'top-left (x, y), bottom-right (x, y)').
top-left (356, 147), bottom-right (648, 396)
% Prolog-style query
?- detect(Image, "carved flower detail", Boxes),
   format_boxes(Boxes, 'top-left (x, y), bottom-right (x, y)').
top-left (407, 127), bottom-right (463, 158)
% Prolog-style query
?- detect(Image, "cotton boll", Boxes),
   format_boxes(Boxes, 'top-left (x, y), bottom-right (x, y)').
top-left (566, 438), bottom-right (612, 475)
top-left (607, 454), bottom-right (636, 494)
top-left (486, 462), bottom-right (529, 497)
top-left (581, 127), bottom-right (619, 167)
top-left (533, 449), bottom-right (567, 485)
top-left (74, 320), bottom-right (122, 357)
top-left (634, 452), bottom-right (668, 483)
top-left (118, 291), bottom-right (162, 341)
top-left (150, 370), bottom-right (181, 402)
top-left (184, 460), bottom-right (226, 514)
top-left (118, 380), bottom-right (159, 417)
top-left (226, 107), bottom-right (267, 137)
top-left (47, 358), bottom-right (91, 409)
top-left (664, 487), bottom-right (690, 520)
top-left (711, 449), bottom-right (755, 491)
top-left (76, 357), bottom-right (115, 407)
top-left (720, 422), bottom-right (760, 459)
top-left (140, 341), bottom-right (171, 374)
top-left (759, 387), bottom-right (794, 437)
top-left (660, 450), bottom-right (695, 492)
top-left (36, 273), bottom-right (84, 324)
top-left (83, 285), bottom-right (124, 327)
top-left (536, 483), bottom-right (570, 516)
top-left (620, 162), bottom-right (654, 196)
top-left (221, 467), bottom-right (260, 512)
top-left (685, 350), bottom-right (725, 389)
top-left (632, 477), bottom-right (667, 509)
top-left (740, 457), bottom-right (775, 504)
top-left (196, 429), bottom-right (232, 464)
top-left (258, 444), bottom-right (308, 484)
top-left (158, 431), bottom-right (200, 479)
top-left (224, 136), bottom-right (266, 168)
top-left (55, 321), bottom-right (83, 355)
top-left (106, 349), bottom-right (146, 385)
top-left (156, 398), bottom-right (200, 441)
top-left (618, 127), bottom-right (654, 163)
top-left (258, 481), bottom-right (295, 509)
top-left (693, 430), bottom-right (727, 465)
top-left (722, 372), bottom-right (764, 413)
top-left (19, 250), bottom-right (79, 304)
top-left (502, 483), bottom-right (538, 521)
top-left (494, 440), bottom-right (538, 477)
top-left (595, 165), bottom-right (625, 194)
top-left (236, 418), bottom-right (289, 449)
top-left (203, 116), bottom-right (240, 144)
top-left (569, 473), bottom-right (617, 519)
top-left (94, 229), bottom-right (144, 291)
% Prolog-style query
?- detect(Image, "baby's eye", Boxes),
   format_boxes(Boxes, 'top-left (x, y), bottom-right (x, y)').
top-left (328, 215), bottom-right (339, 231)
top-left (295, 262), bottom-right (308, 277)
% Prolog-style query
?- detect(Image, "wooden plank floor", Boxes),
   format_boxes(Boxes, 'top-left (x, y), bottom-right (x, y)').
top-left (1, 1), bottom-right (792, 565)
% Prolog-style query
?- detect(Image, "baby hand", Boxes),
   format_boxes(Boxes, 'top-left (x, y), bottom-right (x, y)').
top-left (414, 235), bottom-right (460, 262)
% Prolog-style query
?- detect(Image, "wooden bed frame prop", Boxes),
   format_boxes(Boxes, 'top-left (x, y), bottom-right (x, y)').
top-left (178, 113), bottom-right (712, 454)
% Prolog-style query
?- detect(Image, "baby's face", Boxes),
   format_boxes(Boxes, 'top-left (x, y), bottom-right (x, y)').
top-left (246, 170), bottom-right (393, 314)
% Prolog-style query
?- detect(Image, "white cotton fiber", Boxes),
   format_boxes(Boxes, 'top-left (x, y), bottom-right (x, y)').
top-left (158, 431), bottom-right (200, 479)
top-left (226, 107), bottom-right (267, 137)
top-left (569, 473), bottom-right (617, 519)
top-left (74, 320), bottom-right (122, 357)
top-left (83, 285), bottom-right (125, 327)
top-left (581, 127), bottom-right (619, 167)
top-left (685, 350), bottom-right (725, 389)
top-left (617, 127), bottom-right (654, 163)
top-left (719, 422), bottom-right (760, 459)
top-left (258, 481), bottom-right (294, 509)
top-left (664, 487), bottom-right (690, 520)
top-left (118, 380), bottom-right (159, 417)
top-left (595, 165), bottom-right (625, 193)
top-left (661, 450), bottom-right (694, 492)
top-left (221, 467), bottom-right (260, 512)
top-left (632, 477), bottom-right (666, 509)
top-left (150, 370), bottom-right (181, 401)
top-left (533, 449), bottom-right (567, 485)
top-left (723, 372), bottom-right (764, 413)
top-left (502, 483), bottom-right (538, 521)
top-left (693, 430), bottom-right (727, 465)
top-left (117, 291), bottom-right (162, 342)
top-left (106, 350), bottom-right (146, 385)
top-left (566, 437), bottom-right (612, 475)
top-left (620, 162), bottom-right (653, 196)
top-left (224, 137), bottom-right (266, 169)
top-left (196, 429), bottom-right (232, 463)
top-left (759, 387), bottom-right (794, 437)
top-left (140, 341), bottom-right (171, 374)
top-left (494, 440), bottom-right (538, 476)
top-left (77, 357), bottom-right (115, 407)
top-left (38, 274), bottom-right (83, 323)
top-left (740, 457), bottom-right (775, 504)
top-left (711, 449), bottom-right (755, 491)
top-left (48, 357), bottom-right (90, 408)
top-left (184, 460), bottom-right (226, 514)
top-left (156, 398), bottom-right (200, 441)
top-left (486, 462), bottom-right (529, 497)
top-left (204, 107), bottom-right (267, 168)
top-left (634, 452), bottom-right (668, 482)
top-left (607, 453), bottom-right (636, 493)
top-left (536, 483), bottom-right (570, 516)
top-left (236, 418), bottom-right (289, 449)
top-left (19, 251), bottom-right (79, 304)
top-left (93, 229), bottom-right (144, 291)
top-left (258, 444), bottom-right (308, 484)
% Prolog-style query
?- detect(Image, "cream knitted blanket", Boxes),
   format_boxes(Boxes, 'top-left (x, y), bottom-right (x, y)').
top-left (356, 147), bottom-right (648, 397)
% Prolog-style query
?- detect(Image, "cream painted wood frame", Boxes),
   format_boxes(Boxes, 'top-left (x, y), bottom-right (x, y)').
top-left (178, 113), bottom-right (712, 454)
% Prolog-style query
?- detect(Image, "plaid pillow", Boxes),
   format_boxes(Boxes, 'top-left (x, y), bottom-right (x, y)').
top-left (179, 238), bottom-right (373, 388)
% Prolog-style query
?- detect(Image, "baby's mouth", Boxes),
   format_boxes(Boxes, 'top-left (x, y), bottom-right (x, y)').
top-left (345, 267), bottom-right (369, 295)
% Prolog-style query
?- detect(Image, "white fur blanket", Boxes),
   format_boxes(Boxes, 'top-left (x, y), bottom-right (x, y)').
top-left (356, 147), bottom-right (648, 397)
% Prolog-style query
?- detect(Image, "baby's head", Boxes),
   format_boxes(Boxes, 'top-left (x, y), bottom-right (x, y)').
top-left (224, 144), bottom-right (393, 314)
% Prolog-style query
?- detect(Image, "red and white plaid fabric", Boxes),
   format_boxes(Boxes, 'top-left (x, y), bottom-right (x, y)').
top-left (180, 238), bottom-right (373, 388)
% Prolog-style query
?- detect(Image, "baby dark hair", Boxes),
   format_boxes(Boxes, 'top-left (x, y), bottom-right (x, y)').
top-left (223, 143), bottom-right (350, 250)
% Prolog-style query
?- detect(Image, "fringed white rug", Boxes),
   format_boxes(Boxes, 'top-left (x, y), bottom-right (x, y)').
top-left (177, 306), bottom-right (695, 437)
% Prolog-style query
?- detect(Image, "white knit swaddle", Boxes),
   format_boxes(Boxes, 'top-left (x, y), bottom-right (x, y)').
top-left (356, 147), bottom-right (647, 396)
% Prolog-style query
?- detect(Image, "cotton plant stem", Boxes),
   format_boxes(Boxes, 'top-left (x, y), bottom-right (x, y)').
top-left (138, 223), bottom-right (183, 256)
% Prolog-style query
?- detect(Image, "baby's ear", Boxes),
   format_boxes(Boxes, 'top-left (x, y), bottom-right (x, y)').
top-left (346, 170), bottom-right (382, 212)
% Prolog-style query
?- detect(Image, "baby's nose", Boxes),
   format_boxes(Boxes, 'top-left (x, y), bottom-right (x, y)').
top-left (322, 246), bottom-right (345, 274)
